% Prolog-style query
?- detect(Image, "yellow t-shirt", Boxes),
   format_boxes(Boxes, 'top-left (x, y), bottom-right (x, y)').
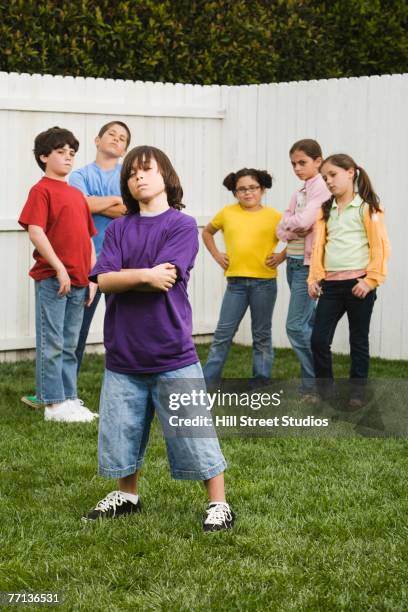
top-left (211, 204), bottom-right (282, 278)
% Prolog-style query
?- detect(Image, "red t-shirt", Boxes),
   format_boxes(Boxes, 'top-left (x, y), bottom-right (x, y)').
top-left (19, 177), bottom-right (97, 287)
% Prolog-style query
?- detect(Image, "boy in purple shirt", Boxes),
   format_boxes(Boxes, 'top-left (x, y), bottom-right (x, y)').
top-left (82, 146), bottom-right (234, 532)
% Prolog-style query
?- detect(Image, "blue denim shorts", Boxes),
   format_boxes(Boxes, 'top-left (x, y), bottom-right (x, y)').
top-left (98, 362), bottom-right (227, 480)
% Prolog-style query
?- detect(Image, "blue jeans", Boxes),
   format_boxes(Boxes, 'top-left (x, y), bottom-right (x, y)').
top-left (203, 277), bottom-right (277, 384)
top-left (75, 287), bottom-right (103, 372)
top-left (35, 277), bottom-right (87, 405)
top-left (98, 362), bottom-right (227, 480)
top-left (286, 257), bottom-right (316, 393)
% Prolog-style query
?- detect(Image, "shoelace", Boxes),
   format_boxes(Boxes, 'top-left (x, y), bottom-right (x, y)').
top-left (75, 399), bottom-right (90, 412)
top-left (96, 491), bottom-right (126, 514)
top-left (70, 399), bottom-right (96, 417)
top-left (205, 503), bottom-right (232, 525)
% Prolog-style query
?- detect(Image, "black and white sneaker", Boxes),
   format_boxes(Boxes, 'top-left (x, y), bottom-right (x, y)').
top-left (203, 502), bottom-right (235, 532)
top-left (82, 491), bottom-right (141, 521)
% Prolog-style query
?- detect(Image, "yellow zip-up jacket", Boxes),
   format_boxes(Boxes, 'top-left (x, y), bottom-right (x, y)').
top-left (308, 205), bottom-right (391, 290)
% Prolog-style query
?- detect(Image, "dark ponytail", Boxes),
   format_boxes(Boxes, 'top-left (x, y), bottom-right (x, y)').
top-left (320, 154), bottom-right (381, 222)
top-left (223, 172), bottom-right (238, 191)
top-left (355, 165), bottom-right (380, 213)
top-left (321, 195), bottom-right (335, 222)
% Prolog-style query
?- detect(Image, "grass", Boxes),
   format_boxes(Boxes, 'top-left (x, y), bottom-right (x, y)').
top-left (1, 345), bottom-right (408, 611)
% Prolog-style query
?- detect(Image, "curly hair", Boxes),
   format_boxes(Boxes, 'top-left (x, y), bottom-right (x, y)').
top-left (223, 168), bottom-right (272, 192)
top-left (34, 126), bottom-right (79, 171)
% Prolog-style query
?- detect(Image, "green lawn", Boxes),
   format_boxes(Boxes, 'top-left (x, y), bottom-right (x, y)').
top-left (1, 345), bottom-right (407, 611)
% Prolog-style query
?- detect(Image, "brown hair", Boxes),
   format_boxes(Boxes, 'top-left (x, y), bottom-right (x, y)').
top-left (121, 146), bottom-right (184, 214)
top-left (34, 126), bottom-right (79, 171)
top-left (223, 168), bottom-right (272, 192)
top-left (320, 154), bottom-right (381, 222)
top-left (289, 139), bottom-right (323, 160)
top-left (98, 121), bottom-right (131, 148)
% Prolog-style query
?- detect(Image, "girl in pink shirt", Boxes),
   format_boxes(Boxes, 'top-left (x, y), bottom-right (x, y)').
top-left (277, 139), bottom-right (330, 400)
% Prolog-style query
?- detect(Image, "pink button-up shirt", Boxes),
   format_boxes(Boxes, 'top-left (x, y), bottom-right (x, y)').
top-left (276, 173), bottom-right (331, 265)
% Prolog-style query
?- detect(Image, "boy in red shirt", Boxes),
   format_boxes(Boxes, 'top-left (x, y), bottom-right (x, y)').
top-left (19, 127), bottom-right (98, 422)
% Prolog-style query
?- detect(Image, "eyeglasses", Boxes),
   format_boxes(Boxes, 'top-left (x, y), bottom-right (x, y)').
top-left (235, 186), bottom-right (261, 195)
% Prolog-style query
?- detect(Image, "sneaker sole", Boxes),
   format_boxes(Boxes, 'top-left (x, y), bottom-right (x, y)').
top-left (81, 516), bottom-right (99, 523)
top-left (80, 514), bottom-right (135, 523)
top-left (81, 510), bottom-right (141, 522)
top-left (44, 416), bottom-right (97, 423)
top-left (21, 396), bottom-right (43, 410)
top-left (203, 523), bottom-right (235, 533)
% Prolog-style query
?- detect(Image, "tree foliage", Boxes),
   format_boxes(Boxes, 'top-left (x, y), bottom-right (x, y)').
top-left (1, 0), bottom-right (407, 84)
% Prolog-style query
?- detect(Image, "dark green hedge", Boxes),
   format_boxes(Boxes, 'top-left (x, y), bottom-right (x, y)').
top-left (1, 0), bottom-right (407, 84)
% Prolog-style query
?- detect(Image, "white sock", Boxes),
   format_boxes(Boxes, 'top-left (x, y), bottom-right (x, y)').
top-left (120, 491), bottom-right (139, 504)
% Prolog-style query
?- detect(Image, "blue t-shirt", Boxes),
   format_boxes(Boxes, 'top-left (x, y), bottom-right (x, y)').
top-left (89, 207), bottom-right (199, 374)
top-left (69, 162), bottom-right (122, 256)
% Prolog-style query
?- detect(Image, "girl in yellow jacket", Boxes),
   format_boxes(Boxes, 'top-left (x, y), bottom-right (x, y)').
top-left (308, 154), bottom-right (390, 408)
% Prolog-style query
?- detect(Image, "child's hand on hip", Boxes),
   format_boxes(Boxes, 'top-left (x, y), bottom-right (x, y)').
top-left (56, 266), bottom-right (71, 296)
top-left (266, 252), bottom-right (285, 268)
top-left (148, 263), bottom-right (177, 291)
top-left (215, 253), bottom-right (229, 270)
top-left (352, 279), bottom-right (371, 299)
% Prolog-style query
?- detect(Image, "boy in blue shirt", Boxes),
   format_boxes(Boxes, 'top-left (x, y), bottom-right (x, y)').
top-left (69, 121), bottom-right (131, 368)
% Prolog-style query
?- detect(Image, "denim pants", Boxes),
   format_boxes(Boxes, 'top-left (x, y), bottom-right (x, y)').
top-left (35, 277), bottom-right (87, 404)
top-left (311, 279), bottom-right (376, 399)
top-left (203, 277), bottom-right (277, 384)
top-left (286, 257), bottom-right (316, 393)
top-left (98, 362), bottom-right (227, 480)
top-left (75, 287), bottom-right (103, 371)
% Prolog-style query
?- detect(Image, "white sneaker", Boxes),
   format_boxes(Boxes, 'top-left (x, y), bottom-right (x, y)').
top-left (44, 400), bottom-right (92, 423)
top-left (69, 398), bottom-right (99, 421)
top-left (82, 491), bottom-right (142, 521)
top-left (203, 502), bottom-right (235, 532)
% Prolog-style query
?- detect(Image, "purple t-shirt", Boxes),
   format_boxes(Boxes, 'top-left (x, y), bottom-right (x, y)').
top-left (90, 207), bottom-right (199, 374)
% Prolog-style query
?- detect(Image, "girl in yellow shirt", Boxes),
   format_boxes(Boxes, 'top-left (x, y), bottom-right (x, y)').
top-left (308, 154), bottom-right (390, 408)
top-left (202, 168), bottom-right (285, 385)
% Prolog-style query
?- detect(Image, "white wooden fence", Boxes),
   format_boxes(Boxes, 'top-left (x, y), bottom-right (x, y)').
top-left (0, 72), bottom-right (406, 361)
